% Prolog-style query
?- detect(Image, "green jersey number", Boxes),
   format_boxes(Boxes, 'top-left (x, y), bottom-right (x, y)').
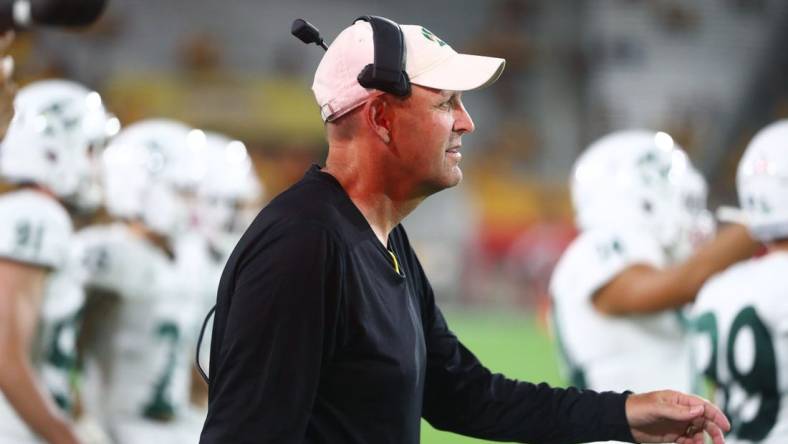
top-left (692, 306), bottom-right (779, 441)
top-left (142, 321), bottom-right (180, 421)
top-left (14, 220), bottom-right (44, 258)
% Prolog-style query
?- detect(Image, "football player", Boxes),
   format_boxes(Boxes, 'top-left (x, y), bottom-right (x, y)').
top-left (549, 129), bottom-right (758, 398)
top-left (0, 79), bottom-right (113, 444)
top-left (174, 131), bottom-right (263, 438)
top-left (689, 120), bottom-right (788, 443)
top-left (76, 119), bottom-right (207, 443)
top-left (194, 131), bottom-right (261, 258)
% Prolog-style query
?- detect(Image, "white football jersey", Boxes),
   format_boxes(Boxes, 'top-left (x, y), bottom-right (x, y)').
top-left (0, 190), bottom-right (81, 443)
top-left (76, 224), bottom-right (199, 436)
top-left (0, 190), bottom-right (72, 268)
top-left (173, 231), bottom-right (223, 324)
top-left (689, 252), bottom-right (788, 444)
top-left (550, 227), bottom-right (693, 394)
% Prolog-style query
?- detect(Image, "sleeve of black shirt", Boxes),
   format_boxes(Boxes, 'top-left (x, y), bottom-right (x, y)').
top-left (419, 280), bottom-right (635, 443)
top-left (200, 222), bottom-right (342, 444)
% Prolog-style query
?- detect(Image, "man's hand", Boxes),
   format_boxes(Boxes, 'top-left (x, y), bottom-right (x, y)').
top-left (0, 30), bottom-right (15, 139)
top-left (626, 390), bottom-right (731, 444)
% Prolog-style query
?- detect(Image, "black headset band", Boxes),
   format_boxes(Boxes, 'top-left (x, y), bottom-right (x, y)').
top-left (355, 15), bottom-right (411, 97)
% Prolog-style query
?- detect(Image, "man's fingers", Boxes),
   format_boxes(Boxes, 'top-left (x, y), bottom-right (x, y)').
top-left (662, 400), bottom-right (704, 422)
top-left (703, 401), bottom-right (731, 432)
top-left (703, 419), bottom-right (726, 444)
top-left (676, 433), bottom-right (704, 444)
top-left (674, 434), bottom-right (697, 444)
top-left (671, 391), bottom-right (731, 435)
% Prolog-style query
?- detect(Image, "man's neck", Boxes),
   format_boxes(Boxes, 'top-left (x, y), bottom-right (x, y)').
top-left (323, 158), bottom-right (424, 247)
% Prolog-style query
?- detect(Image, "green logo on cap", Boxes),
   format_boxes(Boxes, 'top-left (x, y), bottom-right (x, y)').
top-left (421, 27), bottom-right (447, 47)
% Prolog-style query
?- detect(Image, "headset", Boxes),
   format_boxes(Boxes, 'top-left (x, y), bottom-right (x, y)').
top-left (292, 15), bottom-right (411, 97)
top-left (194, 15), bottom-right (411, 386)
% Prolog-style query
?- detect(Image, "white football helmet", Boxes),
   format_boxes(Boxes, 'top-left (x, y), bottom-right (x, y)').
top-left (670, 164), bottom-right (716, 262)
top-left (0, 79), bottom-right (117, 198)
top-left (736, 119), bottom-right (788, 242)
top-left (195, 132), bottom-right (262, 239)
top-left (71, 112), bottom-right (122, 214)
top-left (571, 130), bottom-right (690, 250)
top-left (101, 118), bottom-right (202, 238)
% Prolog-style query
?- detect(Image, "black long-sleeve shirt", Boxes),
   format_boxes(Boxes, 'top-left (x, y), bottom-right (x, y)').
top-left (200, 165), bottom-right (636, 444)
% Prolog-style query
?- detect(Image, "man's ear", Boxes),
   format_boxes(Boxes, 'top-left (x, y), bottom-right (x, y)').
top-left (366, 96), bottom-right (391, 144)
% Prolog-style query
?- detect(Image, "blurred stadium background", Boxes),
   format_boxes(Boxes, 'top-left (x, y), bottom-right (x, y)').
top-left (12, 0), bottom-right (788, 442)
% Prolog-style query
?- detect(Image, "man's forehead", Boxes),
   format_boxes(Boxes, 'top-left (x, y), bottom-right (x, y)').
top-left (414, 85), bottom-right (460, 99)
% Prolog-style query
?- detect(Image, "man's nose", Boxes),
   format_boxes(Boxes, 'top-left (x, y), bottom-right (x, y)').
top-left (454, 101), bottom-right (475, 135)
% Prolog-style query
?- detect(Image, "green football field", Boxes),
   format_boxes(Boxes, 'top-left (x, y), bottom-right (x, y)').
top-left (421, 309), bottom-right (566, 444)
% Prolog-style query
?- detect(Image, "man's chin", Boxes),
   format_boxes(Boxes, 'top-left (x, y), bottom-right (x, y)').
top-left (449, 167), bottom-right (463, 187)
top-left (439, 167), bottom-right (463, 190)
top-left (421, 168), bottom-right (463, 197)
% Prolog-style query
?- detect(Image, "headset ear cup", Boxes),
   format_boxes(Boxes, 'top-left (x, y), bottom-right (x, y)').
top-left (354, 15), bottom-right (411, 97)
top-left (357, 64), bottom-right (375, 89)
top-left (357, 65), bottom-right (411, 97)
top-left (398, 70), bottom-right (411, 96)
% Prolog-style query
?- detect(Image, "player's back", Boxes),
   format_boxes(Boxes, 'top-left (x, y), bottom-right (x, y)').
top-left (690, 252), bottom-right (788, 444)
top-left (0, 190), bottom-right (81, 443)
top-left (77, 224), bottom-right (196, 429)
top-left (550, 227), bottom-right (692, 394)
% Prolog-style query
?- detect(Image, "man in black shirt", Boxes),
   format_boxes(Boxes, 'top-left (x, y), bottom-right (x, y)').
top-left (200, 17), bottom-right (730, 444)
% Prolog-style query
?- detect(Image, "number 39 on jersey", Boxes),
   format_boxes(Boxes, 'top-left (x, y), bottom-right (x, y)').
top-left (689, 254), bottom-right (788, 444)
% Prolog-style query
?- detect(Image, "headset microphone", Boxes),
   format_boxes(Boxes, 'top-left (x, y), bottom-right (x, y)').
top-left (291, 18), bottom-right (327, 51)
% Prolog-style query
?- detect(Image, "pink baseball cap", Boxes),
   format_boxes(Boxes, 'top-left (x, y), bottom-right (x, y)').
top-left (312, 20), bottom-right (506, 122)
